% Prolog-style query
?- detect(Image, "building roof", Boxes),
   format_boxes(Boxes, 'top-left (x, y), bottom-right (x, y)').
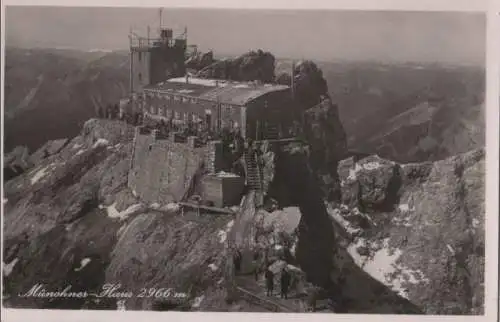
top-left (143, 77), bottom-right (290, 106)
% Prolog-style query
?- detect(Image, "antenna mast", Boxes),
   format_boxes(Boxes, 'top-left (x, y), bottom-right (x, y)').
top-left (159, 7), bottom-right (163, 32)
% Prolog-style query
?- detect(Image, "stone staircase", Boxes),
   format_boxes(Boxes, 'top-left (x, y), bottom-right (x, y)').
top-left (244, 150), bottom-right (261, 191)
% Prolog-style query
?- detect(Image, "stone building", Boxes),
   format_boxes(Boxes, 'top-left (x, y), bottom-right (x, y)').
top-left (132, 76), bottom-right (297, 140)
top-left (126, 27), bottom-right (299, 141)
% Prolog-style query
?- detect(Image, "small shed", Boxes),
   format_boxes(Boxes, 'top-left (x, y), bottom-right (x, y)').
top-left (201, 172), bottom-right (245, 208)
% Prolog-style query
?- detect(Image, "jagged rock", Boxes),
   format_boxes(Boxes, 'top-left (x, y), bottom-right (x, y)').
top-left (82, 118), bottom-right (135, 146)
top-left (196, 50), bottom-right (275, 83)
top-left (302, 96), bottom-right (348, 201)
top-left (106, 211), bottom-right (231, 310)
top-left (270, 143), bottom-right (337, 288)
top-left (331, 148), bottom-right (485, 314)
top-left (275, 72), bottom-right (292, 86)
top-left (185, 50), bottom-right (215, 71)
top-left (4, 146), bottom-right (33, 181)
top-left (293, 60), bottom-right (329, 109)
top-left (339, 155), bottom-right (401, 212)
top-left (29, 138), bottom-right (69, 166)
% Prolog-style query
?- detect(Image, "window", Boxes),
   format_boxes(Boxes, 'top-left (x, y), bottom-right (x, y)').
top-left (138, 73), bottom-right (142, 82)
top-left (166, 109), bottom-right (172, 118)
top-left (138, 52), bottom-right (142, 62)
top-left (150, 106), bottom-right (155, 114)
top-left (174, 111), bottom-right (180, 119)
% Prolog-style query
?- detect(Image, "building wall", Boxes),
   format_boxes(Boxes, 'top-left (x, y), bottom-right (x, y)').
top-left (131, 49), bottom-right (151, 93)
top-left (245, 89), bottom-right (296, 139)
top-left (128, 131), bottom-right (208, 205)
top-left (130, 40), bottom-right (186, 93)
top-left (149, 44), bottom-right (186, 84)
top-left (142, 91), bottom-right (244, 133)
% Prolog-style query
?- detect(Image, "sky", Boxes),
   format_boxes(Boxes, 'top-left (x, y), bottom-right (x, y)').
top-left (5, 6), bottom-right (486, 65)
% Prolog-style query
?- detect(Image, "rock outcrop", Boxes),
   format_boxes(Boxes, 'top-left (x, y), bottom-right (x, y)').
top-left (4, 146), bottom-right (32, 181)
top-left (185, 50), bottom-right (216, 71)
top-left (302, 96), bottom-right (348, 201)
top-left (2, 119), bottom-right (231, 311)
top-left (196, 50), bottom-right (275, 83)
top-left (331, 148), bottom-right (485, 314)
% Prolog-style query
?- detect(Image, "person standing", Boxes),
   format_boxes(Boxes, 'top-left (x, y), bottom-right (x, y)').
top-left (233, 249), bottom-right (242, 275)
top-left (280, 267), bottom-right (291, 299)
top-left (265, 268), bottom-right (274, 296)
top-left (252, 250), bottom-right (260, 281)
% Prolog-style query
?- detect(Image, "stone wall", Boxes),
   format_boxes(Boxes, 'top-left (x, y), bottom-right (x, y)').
top-left (128, 131), bottom-right (208, 205)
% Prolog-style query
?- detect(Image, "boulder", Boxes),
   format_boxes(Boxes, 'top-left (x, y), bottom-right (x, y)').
top-left (196, 50), bottom-right (275, 83)
top-left (339, 155), bottom-right (401, 212)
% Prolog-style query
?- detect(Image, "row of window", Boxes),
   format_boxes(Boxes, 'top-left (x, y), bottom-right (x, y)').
top-left (145, 91), bottom-right (199, 104)
top-left (143, 91), bottom-right (238, 112)
top-left (147, 105), bottom-right (239, 129)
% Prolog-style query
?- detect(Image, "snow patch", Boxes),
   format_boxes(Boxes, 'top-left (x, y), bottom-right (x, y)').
top-left (327, 206), bottom-right (361, 235)
top-left (106, 203), bottom-right (143, 220)
top-left (92, 138), bottom-right (109, 149)
top-left (192, 295), bottom-right (205, 308)
top-left (150, 203), bottom-right (160, 209)
top-left (72, 143), bottom-right (83, 150)
top-left (208, 263), bottom-right (218, 271)
top-left (446, 244), bottom-right (456, 256)
top-left (398, 204), bottom-right (410, 212)
top-left (74, 258), bottom-right (91, 272)
top-left (3, 258), bottom-right (19, 277)
top-left (177, 89), bottom-right (194, 93)
top-left (30, 164), bottom-right (55, 185)
top-left (163, 203), bottom-right (180, 212)
top-left (217, 220), bottom-right (235, 244)
top-left (75, 149), bottom-right (85, 156)
top-left (217, 230), bottom-right (228, 244)
top-left (216, 171), bottom-right (240, 178)
top-left (347, 163), bottom-right (363, 181)
top-left (347, 238), bottom-right (429, 299)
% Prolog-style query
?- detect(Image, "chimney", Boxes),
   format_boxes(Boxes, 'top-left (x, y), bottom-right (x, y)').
top-left (185, 74), bottom-right (189, 84)
top-left (215, 80), bottom-right (219, 87)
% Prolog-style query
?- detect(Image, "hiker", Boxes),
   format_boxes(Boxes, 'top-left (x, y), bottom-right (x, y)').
top-left (265, 268), bottom-right (274, 296)
top-left (280, 267), bottom-right (291, 299)
top-left (233, 249), bottom-right (242, 274)
top-left (252, 250), bottom-right (260, 281)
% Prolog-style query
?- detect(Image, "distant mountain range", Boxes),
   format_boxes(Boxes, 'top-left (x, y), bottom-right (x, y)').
top-left (4, 47), bottom-right (485, 163)
top-left (4, 47), bottom-right (129, 153)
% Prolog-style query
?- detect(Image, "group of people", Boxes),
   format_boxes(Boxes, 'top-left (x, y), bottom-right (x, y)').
top-left (96, 103), bottom-right (120, 120)
top-left (233, 248), bottom-right (292, 300)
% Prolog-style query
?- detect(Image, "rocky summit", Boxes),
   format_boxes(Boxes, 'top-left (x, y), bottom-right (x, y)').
top-left (2, 48), bottom-right (485, 314)
top-left (2, 115), bottom-right (484, 313)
